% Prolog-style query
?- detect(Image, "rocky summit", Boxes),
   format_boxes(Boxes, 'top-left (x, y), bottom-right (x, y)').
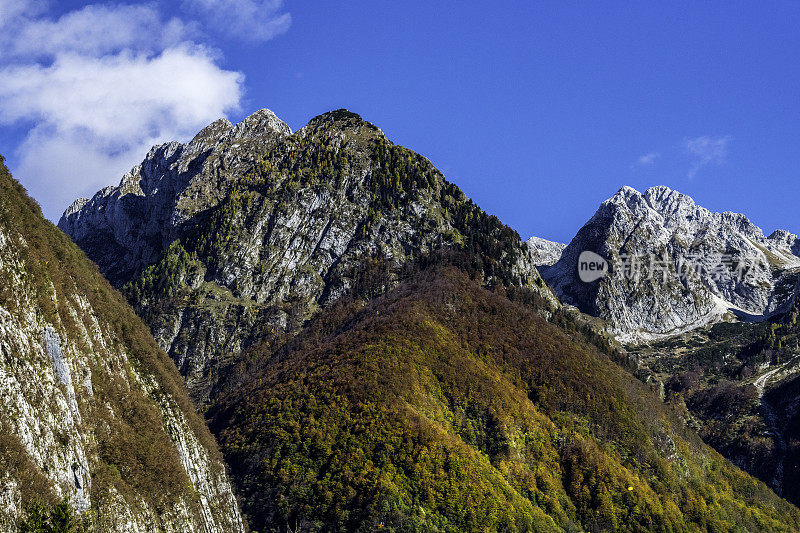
top-left (542, 185), bottom-right (800, 344)
top-left (525, 235), bottom-right (566, 266)
top-left (60, 108), bottom-right (554, 404)
top-left (58, 109), bottom-right (293, 286)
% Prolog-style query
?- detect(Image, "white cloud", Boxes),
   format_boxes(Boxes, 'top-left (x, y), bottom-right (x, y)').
top-left (0, 0), bottom-right (44, 26)
top-left (183, 0), bottom-right (291, 42)
top-left (635, 152), bottom-right (660, 166)
top-left (1, 4), bottom-right (193, 59)
top-left (685, 135), bottom-right (730, 179)
top-left (13, 128), bottom-right (155, 220)
top-left (0, 47), bottom-right (243, 214)
top-left (0, 2), bottom-right (248, 220)
top-left (0, 47), bottom-right (243, 145)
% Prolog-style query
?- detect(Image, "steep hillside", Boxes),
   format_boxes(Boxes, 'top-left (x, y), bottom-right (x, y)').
top-left (208, 264), bottom-right (800, 532)
top-left (630, 296), bottom-right (800, 506)
top-left (0, 157), bottom-right (243, 531)
top-left (542, 186), bottom-right (799, 343)
top-left (59, 109), bottom-right (553, 404)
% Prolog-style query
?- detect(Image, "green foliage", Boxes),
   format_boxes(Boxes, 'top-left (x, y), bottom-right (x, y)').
top-left (124, 240), bottom-right (202, 307)
top-left (210, 266), bottom-right (800, 532)
top-left (19, 499), bottom-right (87, 533)
top-left (362, 136), bottom-right (529, 287)
top-left (367, 139), bottom-right (432, 208)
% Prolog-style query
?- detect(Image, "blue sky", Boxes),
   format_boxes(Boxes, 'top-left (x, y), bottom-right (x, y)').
top-left (1, 1), bottom-right (798, 243)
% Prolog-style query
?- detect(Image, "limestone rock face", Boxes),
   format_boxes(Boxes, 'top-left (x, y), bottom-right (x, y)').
top-left (541, 185), bottom-right (800, 343)
top-left (59, 109), bottom-right (292, 286)
top-left (526, 236), bottom-right (566, 266)
top-left (60, 108), bottom-right (554, 403)
top-left (769, 229), bottom-right (800, 258)
top-left (0, 159), bottom-right (243, 532)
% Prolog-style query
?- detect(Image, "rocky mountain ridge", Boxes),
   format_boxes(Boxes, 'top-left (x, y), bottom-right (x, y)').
top-left (542, 185), bottom-right (800, 343)
top-left (60, 108), bottom-right (554, 404)
top-left (525, 235), bottom-right (565, 266)
top-left (53, 106), bottom-right (800, 529)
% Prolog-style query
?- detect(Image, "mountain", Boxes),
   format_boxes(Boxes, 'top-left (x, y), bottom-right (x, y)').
top-left (542, 185), bottom-right (800, 343)
top-left (532, 187), bottom-right (800, 505)
top-left (0, 157), bottom-right (244, 531)
top-left (208, 263), bottom-right (800, 531)
top-left (58, 108), bottom-right (800, 530)
top-left (769, 229), bottom-right (800, 258)
top-left (59, 108), bottom-right (554, 404)
top-left (526, 236), bottom-right (565, 266)
top-left (627, 295), bottom-right (800, 506)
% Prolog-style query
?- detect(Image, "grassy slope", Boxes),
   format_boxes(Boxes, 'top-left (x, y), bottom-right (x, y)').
top-left (210, 265), bottom-right (800, 532)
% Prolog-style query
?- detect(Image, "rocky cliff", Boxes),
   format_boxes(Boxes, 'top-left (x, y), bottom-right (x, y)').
top-left (0, 157), bottom-right (243, 531)
top-left (525, 236), bottom-right (565, 266)
top-left (60, 108), bottom-right (554, 404)
top-left (542, 185), bottom-right (800, 343)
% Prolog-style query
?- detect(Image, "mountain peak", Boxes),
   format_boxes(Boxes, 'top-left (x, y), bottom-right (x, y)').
top-left (614, 185), bottom-right (641, 197)
top-left (302, 108), bottom-right (384, 138)
top-left (769, 229), bottom-right (800, 256)
top-left (234, 108), bottom-right (291, 136)
top-left (310, 108), bottom-right (365, 124)
top-left (606, 185), bottom-right (641, 203)
top-left (769, 228), bottom-right (798, 243)
top-left (526, 236), bottom-right (566, 266)
top-left (643, 184), bottom-right (680, 197)
top-left (602, 185), bottom-right (648, 214)
top-left (544, 181), bottom-right (798, 343)
top-left (60, 196), bottom-right (89, 222)
top-left (605, 185), bottom-right (699, 215)
top-left (191, 117), bottom-right (234, 144)
top-left (642, 185), bottom-right (701, 217)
